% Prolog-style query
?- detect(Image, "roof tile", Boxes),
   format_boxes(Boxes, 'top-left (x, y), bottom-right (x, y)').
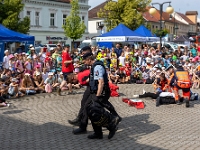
top-left (89, 1), bottom-right (107, 18)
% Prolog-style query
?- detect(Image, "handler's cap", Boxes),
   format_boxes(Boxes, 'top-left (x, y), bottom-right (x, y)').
top-left (82, 52), bottom-right (93, 60)
top-left (81, 46), bottom-right (92, 53)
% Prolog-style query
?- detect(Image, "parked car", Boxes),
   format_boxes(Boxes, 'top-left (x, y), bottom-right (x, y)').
top-left (151, 42), bottom-right (178, 52)
top-left (78, 40), bottom-right (92, 52)
top-left (44, 44), bottom-right (57, 51)
top-left (35, 47), bottom-right (43, 54)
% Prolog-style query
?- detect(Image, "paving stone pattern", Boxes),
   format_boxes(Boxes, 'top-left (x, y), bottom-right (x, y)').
top-left (1, 85), bottom-right (200, 150)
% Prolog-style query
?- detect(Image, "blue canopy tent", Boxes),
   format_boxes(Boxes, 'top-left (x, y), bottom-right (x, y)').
top-left (96, 23), bottom-right (146, 43)
top-left (133, 25), bottom-right (159, 41)
top-left (0, 24), bottom-right (35, 62)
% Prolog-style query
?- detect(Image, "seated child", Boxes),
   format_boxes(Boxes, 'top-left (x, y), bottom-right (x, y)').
top-left (8, 78), bottom-right (24, 98)
top-left (44, 72), bottom-right (56, 93)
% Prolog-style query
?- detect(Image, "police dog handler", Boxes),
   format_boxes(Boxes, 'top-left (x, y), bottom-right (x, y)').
top-left (73, 52), bottom-right (121, 139)
top-left (68, 46), bottom-right (92, 126)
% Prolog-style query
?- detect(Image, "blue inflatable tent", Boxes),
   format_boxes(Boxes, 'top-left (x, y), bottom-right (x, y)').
top-left (97, 24), bottom-right (146, 43)
top-left (133, 25), bottom-right (159, 41)
top-left (0, 24), bottom-right (35, 62)
top-left (101, 23), bottom-right (143, 37)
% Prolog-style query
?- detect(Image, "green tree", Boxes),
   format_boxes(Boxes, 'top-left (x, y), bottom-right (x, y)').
top-left (0, 0), bottom-right (30, 34)
top-left (62, 0), bottom-right (86, 49)
top-left (98, 0), bottom-right (151, 31)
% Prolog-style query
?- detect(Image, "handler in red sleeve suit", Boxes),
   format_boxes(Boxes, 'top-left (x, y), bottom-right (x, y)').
top-left (169, 64), bottom-right (191, 107)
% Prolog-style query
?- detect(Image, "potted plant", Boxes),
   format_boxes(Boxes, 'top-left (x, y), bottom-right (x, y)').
top-left (153, 29), bottom-right (169, 37)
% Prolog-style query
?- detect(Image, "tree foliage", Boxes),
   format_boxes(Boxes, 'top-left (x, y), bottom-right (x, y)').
top-left (62, 0), bottom-right (86, 43)
top-left (98, 0), bottom-right (151, 31)
top-left (153, 29), bottom-right (169, 37)
top-left (0, 0), bottom-right (30, 34)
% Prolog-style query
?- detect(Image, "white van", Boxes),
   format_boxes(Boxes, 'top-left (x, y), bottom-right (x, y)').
top-left (78, 40), bottom-right (91, 51)
top-left (151, 42), bottom-right (178, 52)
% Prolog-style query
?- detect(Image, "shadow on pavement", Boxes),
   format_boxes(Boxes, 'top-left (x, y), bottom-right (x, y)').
top-left (0, 113), bottom-right (165, 150)
top-left (3, 110), bottom-right (25, 115)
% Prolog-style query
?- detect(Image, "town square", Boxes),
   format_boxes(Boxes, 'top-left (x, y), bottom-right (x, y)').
top-left (0, 0), bottom-right (200, 149)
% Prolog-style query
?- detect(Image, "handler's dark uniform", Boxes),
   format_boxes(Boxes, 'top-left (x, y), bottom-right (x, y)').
top-left (86, 60), bottom-right (120, 139)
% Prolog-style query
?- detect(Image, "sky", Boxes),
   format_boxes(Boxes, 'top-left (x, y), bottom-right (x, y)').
top-left (89, 0), bottom-right (200, 17)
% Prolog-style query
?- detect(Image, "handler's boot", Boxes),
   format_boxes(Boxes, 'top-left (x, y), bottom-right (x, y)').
top-left (107, 116), bottom-right (119, 139)
top-left (88, 133), bottom-right (103, 139)
top-left (68, 117), bottom-right (81, 126)
top-left (73, 128), bottom-right (87, 135)
top-left (185, 98), bottom-right (190, 108)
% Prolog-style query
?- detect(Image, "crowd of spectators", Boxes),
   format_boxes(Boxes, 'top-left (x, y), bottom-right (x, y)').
top-left (0, 42), bottom-right (200, 107)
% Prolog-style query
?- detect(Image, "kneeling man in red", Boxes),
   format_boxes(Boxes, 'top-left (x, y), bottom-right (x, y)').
top-left (69, 70), bottom-right (120, 97)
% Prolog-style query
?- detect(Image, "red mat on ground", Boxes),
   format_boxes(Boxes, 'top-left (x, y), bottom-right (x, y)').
top-left (122, 98), bottom-right (145, 109)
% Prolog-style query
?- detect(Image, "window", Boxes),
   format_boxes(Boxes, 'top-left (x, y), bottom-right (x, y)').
top-left (27, 11), bottom-right (31, 18)
top-left (152, 25), bottom-right (154, 29)
top-left (26, 11), bottom-right (31, 25)
top-left (63, 14), bottom-right (67, 25)
top-left (82, 16), bottom-right (85, 23)
top-left (35, 12), bottom-right (40, 26)
top-left (50, 13), bottom-right (55, 26)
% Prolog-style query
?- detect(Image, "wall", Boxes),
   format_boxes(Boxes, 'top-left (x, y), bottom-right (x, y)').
top-left (22, 0), bottom-right (90, 44)
top-left (150, 22), bottom-right (160, 32)
top-left (88, 18), bottom-right (107, 38)
top-left (186, 15), bottom-right (197, 24)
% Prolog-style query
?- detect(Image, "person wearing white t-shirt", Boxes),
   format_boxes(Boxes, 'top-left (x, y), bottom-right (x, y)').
top-left (3, 50), bottom-right (9, 71)
top-left (181, 52), bottom-right (189, 62)
top-left (38, 48), bottom-right (46, 62)
top-left (118, 52), bottom-right (125, 66)
top-left (42, 67), bottom-right (48, 81)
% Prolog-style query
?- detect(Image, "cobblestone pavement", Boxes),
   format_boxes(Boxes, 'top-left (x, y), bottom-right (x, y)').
top-left (1, 84), bottom-right (200, 150)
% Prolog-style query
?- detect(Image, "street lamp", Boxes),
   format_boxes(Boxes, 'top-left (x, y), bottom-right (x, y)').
top-left (149, 2), bottom-right (174, 48)
top-left (172, 13), bottom-right (179, 40)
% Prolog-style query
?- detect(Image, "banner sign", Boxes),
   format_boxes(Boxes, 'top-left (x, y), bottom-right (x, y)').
top-left (96, 36), bottom-right (126, 42)
top-left (96, 36), bottom-right (162, 42)
top-left (126, 36), bottom-right (146, 42)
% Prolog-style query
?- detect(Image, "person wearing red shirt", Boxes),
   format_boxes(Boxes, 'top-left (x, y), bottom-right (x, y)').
top-left (58, 44), bottom-right (74, 95)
